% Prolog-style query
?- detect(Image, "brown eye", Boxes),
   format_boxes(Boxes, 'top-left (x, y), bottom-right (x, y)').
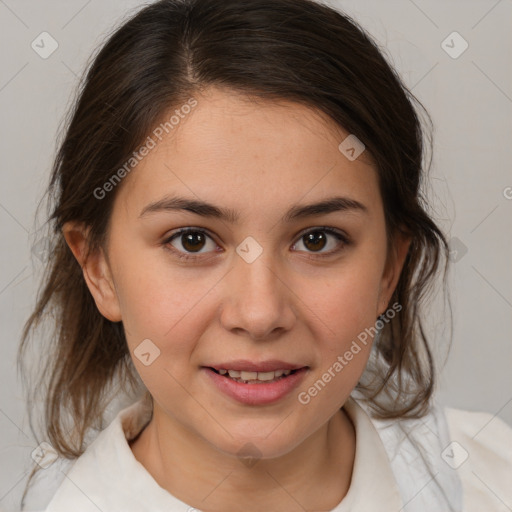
top-left (302, 231), bottom-right (328, 252)
top-left (166, 228), bottom-right (218, 257)
top-left (181, 231), bottom-right (206, 252)
top-left (292, 228), bottom-right (349, 256)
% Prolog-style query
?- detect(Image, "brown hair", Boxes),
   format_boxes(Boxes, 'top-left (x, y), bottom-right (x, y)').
top-left (19, 0), bottom-right (449, 503)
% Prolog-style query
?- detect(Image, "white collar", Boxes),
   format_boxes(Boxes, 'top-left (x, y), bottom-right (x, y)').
top-left (45, 395), bottom-right (403, 511)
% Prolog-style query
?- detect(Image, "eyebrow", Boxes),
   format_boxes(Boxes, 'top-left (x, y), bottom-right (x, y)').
top-left (139, 195), bottom-right (368, 223)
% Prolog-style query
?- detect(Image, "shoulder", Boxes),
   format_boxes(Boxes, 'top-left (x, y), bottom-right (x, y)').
top-left (352, 396), bottom-right (464, 511)
top-left (354, 396), bottom-right (512, 511)
top-left (444, 405), bottom-right (512, 457)
top-left (443, 406), bottom-right (512, 512)
top-left (20, 457), bottom-right (75, 512)
top-left (22, 396), bottom-right (151, 511)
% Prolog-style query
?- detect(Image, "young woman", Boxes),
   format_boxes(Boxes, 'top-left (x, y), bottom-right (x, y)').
top-left (18, 0), bottom-right (512, 511)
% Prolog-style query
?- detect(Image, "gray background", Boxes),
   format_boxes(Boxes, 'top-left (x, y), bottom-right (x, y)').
top-left (1, 0), bottom-right (511, 510)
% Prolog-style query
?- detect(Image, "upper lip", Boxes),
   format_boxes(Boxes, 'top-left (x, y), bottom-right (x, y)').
top-left (206, 360), bottom-right (308, 372)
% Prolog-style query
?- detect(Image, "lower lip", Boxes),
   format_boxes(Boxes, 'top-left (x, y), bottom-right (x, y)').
top-left (203, 367), bottom-right (308, 405)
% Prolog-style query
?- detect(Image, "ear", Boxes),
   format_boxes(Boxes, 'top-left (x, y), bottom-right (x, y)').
top-left (62, 221), bottom-right (122, 322)
top-left (377, 229), bottom-right (411, 316)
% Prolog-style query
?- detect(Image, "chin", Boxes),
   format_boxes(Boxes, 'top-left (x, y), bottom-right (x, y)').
top-left (204, 421), bottom-right (307, 462)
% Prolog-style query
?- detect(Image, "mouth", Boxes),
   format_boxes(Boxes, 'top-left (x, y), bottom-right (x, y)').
top-left (203, 363), bottom-right (309, 405)
top-left (208, 367), bottom-right (304, 384)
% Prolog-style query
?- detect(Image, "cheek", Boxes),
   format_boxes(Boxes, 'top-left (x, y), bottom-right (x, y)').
top-left (306, 258), bottom-right (384, 341)
top-left (112, 251), bottom-right (220, 359)
top-left (296, 254), bottom-right (385, 394)
top-left (114, 263), bottom-right (219, 401)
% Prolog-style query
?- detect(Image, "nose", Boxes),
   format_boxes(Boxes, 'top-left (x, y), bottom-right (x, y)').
top-left (219, 249), bottom-right (296, 341)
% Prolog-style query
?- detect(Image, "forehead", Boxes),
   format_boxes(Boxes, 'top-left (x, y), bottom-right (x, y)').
top-left (116, 87), bottom-right (380, 219)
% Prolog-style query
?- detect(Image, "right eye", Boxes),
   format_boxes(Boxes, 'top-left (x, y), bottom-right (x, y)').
top-left (163, 228), bottom-right (220, 260)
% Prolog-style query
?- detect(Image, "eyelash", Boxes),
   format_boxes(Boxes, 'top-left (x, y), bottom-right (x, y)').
top-left (162, 226), bottom-right (351, 262)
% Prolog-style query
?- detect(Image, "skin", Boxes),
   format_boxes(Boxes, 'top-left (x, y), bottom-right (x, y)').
top-left (64, 86), bottom-right (410, 511)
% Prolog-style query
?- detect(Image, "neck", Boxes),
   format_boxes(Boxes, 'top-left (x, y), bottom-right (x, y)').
top-left (130, 404), bottom-right (355, 512)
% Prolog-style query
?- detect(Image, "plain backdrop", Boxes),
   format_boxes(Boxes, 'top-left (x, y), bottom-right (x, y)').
top-left (0, 0), bottom-right (511, 510)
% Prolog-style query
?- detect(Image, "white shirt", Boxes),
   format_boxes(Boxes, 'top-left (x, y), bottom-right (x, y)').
top-left (21, 393), bottom-right (512, 512)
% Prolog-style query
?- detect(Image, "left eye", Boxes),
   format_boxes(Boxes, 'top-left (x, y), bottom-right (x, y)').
top-left (292, 228), bottom-right (348, 255)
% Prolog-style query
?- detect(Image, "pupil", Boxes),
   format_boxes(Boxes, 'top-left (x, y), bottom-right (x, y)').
top-left (182, 232), bottom-right (205, 252)
top-left (304, 231), bottom-right (326, 251)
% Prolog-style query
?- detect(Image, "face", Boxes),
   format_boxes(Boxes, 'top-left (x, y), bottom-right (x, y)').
top-left (71, 87), bottom-right (408, 460)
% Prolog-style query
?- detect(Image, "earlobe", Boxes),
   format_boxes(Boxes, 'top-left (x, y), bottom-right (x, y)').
top-left (378, 231), bottom-right (411, 316)
top-left (62, 221), bottom-right (122, 322)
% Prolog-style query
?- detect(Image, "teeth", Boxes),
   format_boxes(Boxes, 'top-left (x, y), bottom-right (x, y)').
top-left (256, 371), bottom-right (276, 381)
top-left (217, 368), bottom-right (296, 382)
top-left (240, 371), bottom-right (258, 380)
